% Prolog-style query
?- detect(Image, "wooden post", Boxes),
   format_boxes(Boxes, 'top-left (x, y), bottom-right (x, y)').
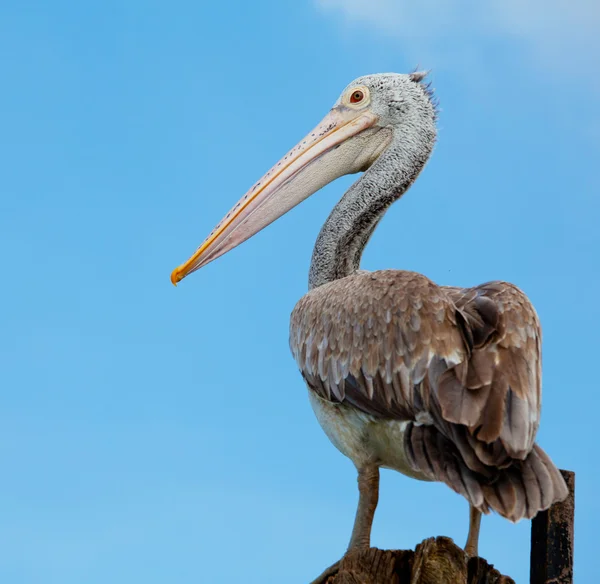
top-left (310, 469), bottom-right (576, 584)
top-left (311, 537), bottom-right (515, 583)
top-left (530, 470), bottom-right (575, 584)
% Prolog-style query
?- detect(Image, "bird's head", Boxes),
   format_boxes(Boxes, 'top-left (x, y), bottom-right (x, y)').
top-left (171, 72), bottom-right (436, 285)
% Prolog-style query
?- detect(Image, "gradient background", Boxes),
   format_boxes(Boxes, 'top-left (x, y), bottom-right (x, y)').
top-left (1, 1), bottom-right (598, 582)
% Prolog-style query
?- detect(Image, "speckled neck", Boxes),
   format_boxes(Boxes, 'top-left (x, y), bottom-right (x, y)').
top-left (308, 126), bottom-right (435, 290)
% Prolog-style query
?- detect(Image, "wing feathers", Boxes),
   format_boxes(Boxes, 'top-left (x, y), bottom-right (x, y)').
top-left (291, 271), bottom-right (565, 521)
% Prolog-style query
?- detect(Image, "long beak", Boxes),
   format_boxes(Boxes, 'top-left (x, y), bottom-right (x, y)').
top-left (170, 106), bottom-right (379, 285)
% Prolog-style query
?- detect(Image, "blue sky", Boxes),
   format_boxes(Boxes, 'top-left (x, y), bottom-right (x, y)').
top-left (1, 1), bottom-right (598, 582)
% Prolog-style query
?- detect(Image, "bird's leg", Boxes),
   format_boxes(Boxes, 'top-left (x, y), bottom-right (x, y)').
top-left (464, 505), bottom-right (482, 557)
top-left (348, 465), bottom-right (380, 550)
top-left (310, 465), bottom-right (380, 584)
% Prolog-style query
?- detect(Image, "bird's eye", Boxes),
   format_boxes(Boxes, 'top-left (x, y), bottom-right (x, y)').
top-left (350, 90), bottom-right (365, 104)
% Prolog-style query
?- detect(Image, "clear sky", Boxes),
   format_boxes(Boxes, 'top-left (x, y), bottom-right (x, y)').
top-left (1, 1), bottom-right (598, 582)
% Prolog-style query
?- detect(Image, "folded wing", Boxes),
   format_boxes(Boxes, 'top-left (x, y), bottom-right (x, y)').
top-left (290, 270), bottom-right (566, 520)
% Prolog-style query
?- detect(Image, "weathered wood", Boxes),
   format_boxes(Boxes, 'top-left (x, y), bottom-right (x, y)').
top-left (312, 470), bottom-right (576, 583)
top-left (530, 470), bottom-right (575, 584)
top-left (314, 537), bottom-right (514, 584)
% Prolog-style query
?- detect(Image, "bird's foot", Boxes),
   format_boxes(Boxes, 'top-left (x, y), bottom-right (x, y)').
top-left (309, 559), bottom-right (341, 584)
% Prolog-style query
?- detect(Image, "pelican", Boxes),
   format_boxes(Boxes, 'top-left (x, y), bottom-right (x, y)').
top-left (171, 72), bottom-right (568, 575)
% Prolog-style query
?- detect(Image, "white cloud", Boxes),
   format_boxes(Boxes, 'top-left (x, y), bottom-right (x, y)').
top-left (315, 0), bottom-right (600, 85)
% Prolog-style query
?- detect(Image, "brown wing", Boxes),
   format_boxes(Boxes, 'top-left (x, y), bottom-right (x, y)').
top-left (290, 270), bottom-right (565, 520)
top-left (440, 282), bottom-right (542, 460)
top-left (290, 271), bottom-right (540, 453)
top-left (290, 270), bottom-right (469, 422)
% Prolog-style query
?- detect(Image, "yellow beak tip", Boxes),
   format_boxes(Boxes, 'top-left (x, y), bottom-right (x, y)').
top-left (170, 268), bottom-right (183, 286)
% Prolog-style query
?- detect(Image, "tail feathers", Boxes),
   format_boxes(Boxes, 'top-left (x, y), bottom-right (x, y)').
top-left (405, 424), bottom-right (568, 522)
top-left (405, 423), bottom-right (489, 513)
top-left (482, 444), bottom-right (569, 522)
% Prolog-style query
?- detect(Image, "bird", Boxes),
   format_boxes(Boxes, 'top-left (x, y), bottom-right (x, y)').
top-left (170, 72), bottom-right (568, 579)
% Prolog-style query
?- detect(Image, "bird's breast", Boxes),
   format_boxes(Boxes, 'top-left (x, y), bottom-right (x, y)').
top-left (308, 390), bottom-right (432, 481)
